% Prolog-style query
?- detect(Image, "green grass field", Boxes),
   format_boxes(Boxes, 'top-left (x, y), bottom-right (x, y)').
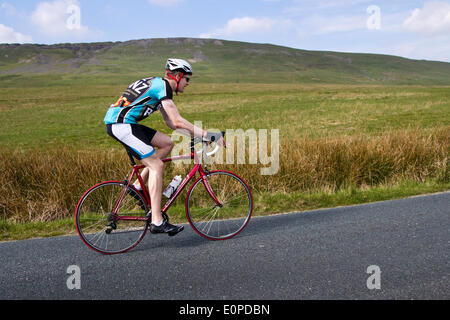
top-left (0, 81), bottom-right (449, 240)
top-left (1, 82), bottom-right (449, 149)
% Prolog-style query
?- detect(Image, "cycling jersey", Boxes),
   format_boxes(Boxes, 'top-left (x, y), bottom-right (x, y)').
top-left (104, 77), bottom-right (173, 124)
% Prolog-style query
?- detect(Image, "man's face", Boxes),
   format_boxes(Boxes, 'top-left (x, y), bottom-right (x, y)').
top-left (177, 75), bottom-right (191, 93)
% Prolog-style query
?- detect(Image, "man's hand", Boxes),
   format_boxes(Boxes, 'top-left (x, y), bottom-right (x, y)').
top-left (205, 131), bottom-right (226, 148)
top-left (216, 136), bottom-right (226, 148)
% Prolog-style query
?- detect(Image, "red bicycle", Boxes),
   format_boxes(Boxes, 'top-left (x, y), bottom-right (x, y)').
top-left (75, 133), bottom-right (253, 254)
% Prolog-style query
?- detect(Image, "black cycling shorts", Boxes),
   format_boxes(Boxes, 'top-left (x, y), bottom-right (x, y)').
top-left (106, 123), bottom-right (157, 160)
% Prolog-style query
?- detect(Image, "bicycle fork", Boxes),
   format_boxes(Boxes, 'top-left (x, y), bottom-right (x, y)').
top-left (200, 168), bottom-right (223, 208)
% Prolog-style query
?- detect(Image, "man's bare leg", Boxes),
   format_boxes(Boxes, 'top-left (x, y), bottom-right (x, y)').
top-left (138, 132), bottom-right (174, 224)
top-left (140, 151), bottom-right (184, 235)
top-left (140, 155), bottom-right (164, 223)
top-left (132, 132), bottom-right (174, 191)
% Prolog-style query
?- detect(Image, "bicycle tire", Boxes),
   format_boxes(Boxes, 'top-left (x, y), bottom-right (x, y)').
top-left (75, 181), bottom-right (149, 254)
top-left (186, 171), bottom-right (253, 240)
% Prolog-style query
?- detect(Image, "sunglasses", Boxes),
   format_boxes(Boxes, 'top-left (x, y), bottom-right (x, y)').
top-left (183, 77), bottom-right (191, 83)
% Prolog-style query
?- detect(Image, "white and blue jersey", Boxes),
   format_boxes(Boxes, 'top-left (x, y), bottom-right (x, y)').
top-left (104, 77), bottom-right (173, 124)
top-left (104, 76), bottom-right (173, 160)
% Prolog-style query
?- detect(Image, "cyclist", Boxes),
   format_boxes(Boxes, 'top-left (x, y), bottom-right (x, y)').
top-left (104, 58), bottom-right (225, 236)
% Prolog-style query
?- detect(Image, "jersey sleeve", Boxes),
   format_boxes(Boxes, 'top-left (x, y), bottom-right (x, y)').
top-left (158, 79), bottom-right (173, 101)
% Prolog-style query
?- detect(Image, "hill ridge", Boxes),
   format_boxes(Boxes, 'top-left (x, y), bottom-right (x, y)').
top-left (1, 37), bottom-right (449, 85)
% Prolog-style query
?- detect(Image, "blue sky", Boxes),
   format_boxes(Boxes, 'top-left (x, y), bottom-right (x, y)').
top-left (1, 0), bottom-right (449, 62)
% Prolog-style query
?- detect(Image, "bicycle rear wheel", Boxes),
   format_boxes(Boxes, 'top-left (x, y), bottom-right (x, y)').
top-left (186, 171), bottom-right (253, 240)
top-left (75, 181), bottom-right (149, 254)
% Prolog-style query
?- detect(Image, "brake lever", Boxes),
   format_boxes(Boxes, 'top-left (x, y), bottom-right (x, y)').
top-left (221, 131), bottom-right (226, 149)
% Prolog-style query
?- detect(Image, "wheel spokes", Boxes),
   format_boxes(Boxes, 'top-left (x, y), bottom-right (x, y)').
top-left (187, 172), bottom-right (252, 240)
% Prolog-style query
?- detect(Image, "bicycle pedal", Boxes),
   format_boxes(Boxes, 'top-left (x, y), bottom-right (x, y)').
top-left (105, 225), bottom-right (114, 234)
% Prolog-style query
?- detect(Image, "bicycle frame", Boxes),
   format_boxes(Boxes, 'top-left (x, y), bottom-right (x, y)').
top-left (76, 130), bottom-right (252, 254)
top-left (112, 149), bottom-right (222, 222)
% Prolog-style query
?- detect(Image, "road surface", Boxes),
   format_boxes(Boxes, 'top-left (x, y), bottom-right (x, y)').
top-left (1, 192), bottom-right (449, 301)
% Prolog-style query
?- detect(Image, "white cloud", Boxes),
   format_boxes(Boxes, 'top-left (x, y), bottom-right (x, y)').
top-left (291, 13), bottom-right (367, 37)
top-left (31, 0), bottom-right (89, 37)
top-left (283, 1), bottom-right (373, 34)
top-left (288, 0), bottom-right (372, 12)
top-left (200, 17), bottom-right (277, 38)
top-left (386, 36), bottom-right (450, 62)
top-left (403, 1), bottom-right (450, 36)
top-left (223, 17), bottom-right (275, 35)
top-left (147, 0), bottom-right (184, 7)
top-left (316, 0), bottom-right (373, 9)
top-left (312, 14), bottom-right (366, 34)
top-left (1, 2), bottom-right (16, 15)
top-left (0, 24), bottom-right (32, 43)
top-left (200, 13), bottom-right (366, 41)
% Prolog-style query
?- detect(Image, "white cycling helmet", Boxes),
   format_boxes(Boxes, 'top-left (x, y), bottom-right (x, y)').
top-left (165, 58), bottom-right (193, 75)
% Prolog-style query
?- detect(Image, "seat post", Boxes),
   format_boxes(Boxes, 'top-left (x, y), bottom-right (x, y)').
top-left (127, 151), bottom-right (136, 166)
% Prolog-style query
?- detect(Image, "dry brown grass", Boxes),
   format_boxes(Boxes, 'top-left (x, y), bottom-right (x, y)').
top-left (0, 127), bottom-right (448, 223)
top-left (213, 127), bottom-right (449, 193)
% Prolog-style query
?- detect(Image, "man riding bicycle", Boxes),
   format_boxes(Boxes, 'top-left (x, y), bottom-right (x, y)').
top-left (104, 58), bottom-right (225, 236)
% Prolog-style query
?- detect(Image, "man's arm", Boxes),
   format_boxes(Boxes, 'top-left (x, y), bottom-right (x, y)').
top-left (159, 100), bottom-right (177, 130)
top-left (160, 99), bottom-right (225, 146)
top-left (160, 99), bottom-right (205, 137)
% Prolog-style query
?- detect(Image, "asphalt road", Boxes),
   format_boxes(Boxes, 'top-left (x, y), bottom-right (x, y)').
top-left (1, 192), bottom-right (449, 300)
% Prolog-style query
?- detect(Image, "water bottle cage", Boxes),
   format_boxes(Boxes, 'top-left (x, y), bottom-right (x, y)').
top-left (163, 175), bottom-right (182, 198)
top-left (168, 187), bottom-right (176, 199)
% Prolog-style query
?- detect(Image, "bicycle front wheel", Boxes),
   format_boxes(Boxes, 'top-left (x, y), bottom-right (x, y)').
top-left (75, 181), bottom-right (149, 254)
top-left (186, 171), bottom-right (253, 240)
